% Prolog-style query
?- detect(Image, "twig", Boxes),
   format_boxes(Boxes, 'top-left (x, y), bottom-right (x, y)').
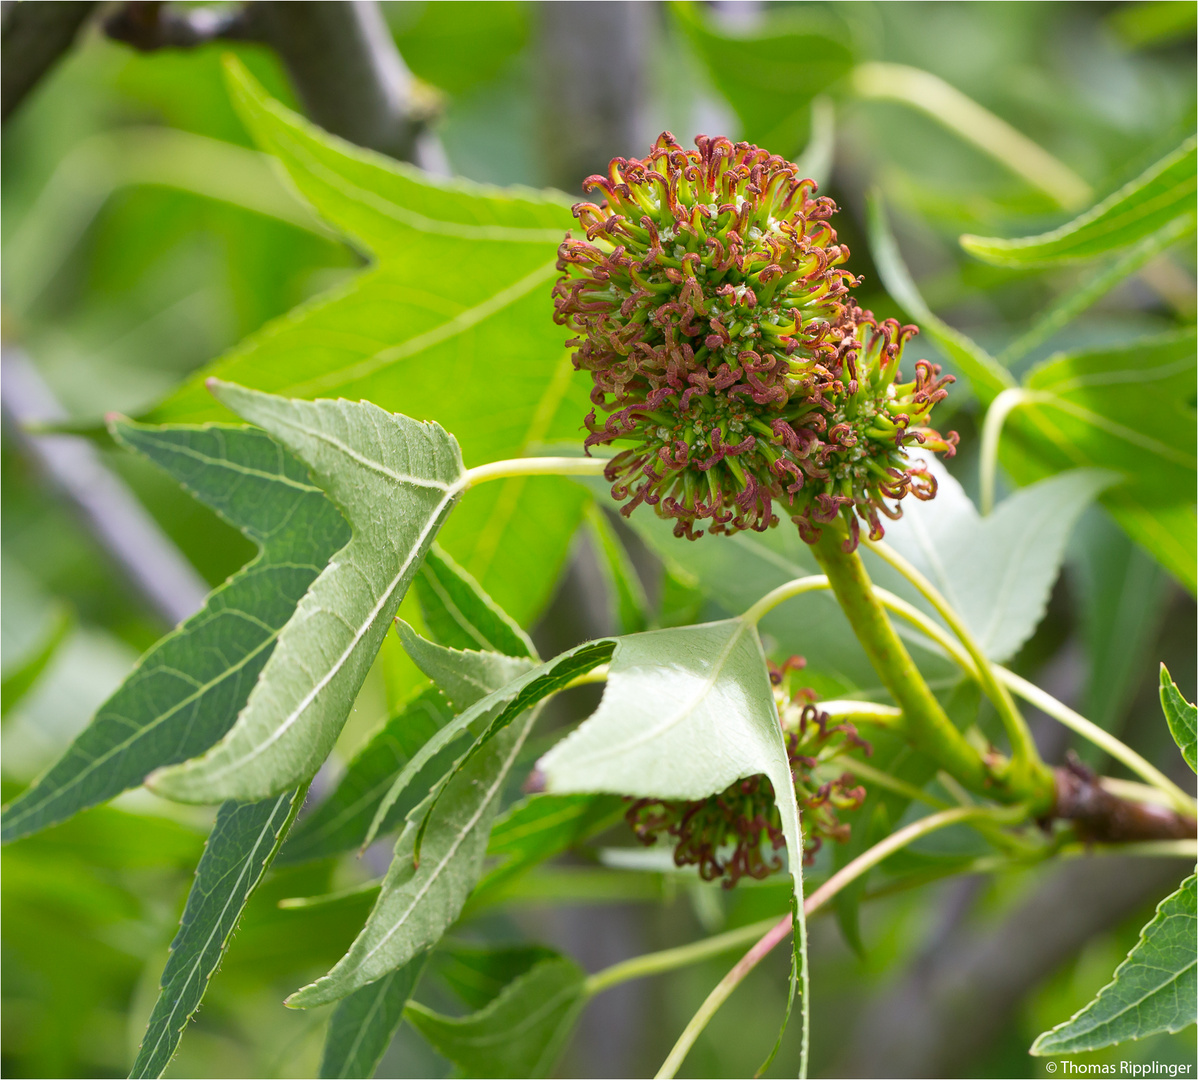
top-left (1, 0), bottom-right (98, 122)
top-left (1, 347), bottom-right (208, 627)
top-left (102, 0), bottom-right (254, 50)
top-left (244, 1), bottom-right (441, 167)
top-left (538, 2), bottom-right (651, 191)
top-left (833, 853), bottom-right (1189, 1076)
top-left (99, 1), bottom-right (448, 171)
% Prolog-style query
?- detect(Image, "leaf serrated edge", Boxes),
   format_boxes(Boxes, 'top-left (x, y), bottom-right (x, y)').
top-left (1030, 873), bottom-right (1198, 1055)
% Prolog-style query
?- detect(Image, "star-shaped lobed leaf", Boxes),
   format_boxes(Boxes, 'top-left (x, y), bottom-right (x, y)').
top-left (143, 58), bottom-right (592, 629)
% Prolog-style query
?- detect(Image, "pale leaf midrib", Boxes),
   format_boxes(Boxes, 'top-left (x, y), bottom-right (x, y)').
top-left (138, 792), bottom-right (291, 1072)
top-left (1043, 355), bottom-right (1195, 393)
top-left (280, 259), bottom-right (560, 402)
top-left (125, 433), bottom-right (324, 493)
top-left (573, 621), bottom-right (750, 766)
top-left (182, 489), bottom-right (457, 785)
top-left (352, 714), bottom-right (533, 972)
top-left (6, 610), bottom-right (281, 833)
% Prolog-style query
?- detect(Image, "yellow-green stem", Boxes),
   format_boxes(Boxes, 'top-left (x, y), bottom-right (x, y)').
top-left (462, 455), bottom-right (609, 488)
top-left (810, 530), bottom-right (995, 798)
top-left (864, 538), bottom-right (1052, 806)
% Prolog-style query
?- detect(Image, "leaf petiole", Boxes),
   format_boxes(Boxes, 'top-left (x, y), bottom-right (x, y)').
top-left (869, 584), bottom-right (1195, 815)
top-left (654, 802), bottom-right (1027, 1079)
top-left (978, 387), bottom-right (1055, 516)
top-left (864, 538), bottom-right (1048, 793)
top-left (462, 456), bottom-right (610, 489)
top-left (741, 574), bottom-right (830, 624)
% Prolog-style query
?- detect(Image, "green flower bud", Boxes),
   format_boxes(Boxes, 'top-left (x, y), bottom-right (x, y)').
top-left (553, 133), bottom-right (958, 549)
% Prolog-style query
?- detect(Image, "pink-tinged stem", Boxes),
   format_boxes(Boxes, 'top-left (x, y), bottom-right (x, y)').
top-left (654, 804), bottom-right (1020, 1079)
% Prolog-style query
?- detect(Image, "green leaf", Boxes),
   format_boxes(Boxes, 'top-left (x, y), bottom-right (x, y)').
top-left (1018, 329), bottom-right (1197, 506)
top-left (144, 58), bottom-right (589, 630)
top-left (1074, 517), bottom-right (1169, 736)
top-left (1109, 0), bottom-right (1198, 48)
top-left (866, 192), bottom-right (1014, 402)
top-left (586, 505), bottom-right (650, 635)
top-left (878, 462), bottom-right (1114, 662)
top-left (0, 605), bottom-right (72, 717)
top-left (432, 941), bottom-right (559, 1010)
top-left (831, 679), bottom-right (980, 952)
top-left (1003, 329), bottom-right (1198, 589)
top-left (319, 956), bottom-right (428, 1080)
top-left (396, 626), bottom-right (536, 712)
top-left (870, 194), bottom-right (1195, 590)
top-left (361, 631), bottom-right (613, 850)
top-left (342, 550), bottom-right (545, 853)
top-left (1104, 501), bottom-right (1197, 597)
top-left (962, 137), bottom-right (1198, 266)
top-left (148, 383), bottom-right (465, 804)
top-left (277, 688), bottom-right (457, 864)
top-left (415, 544), bottom-right (536, 658)
top-left (671, 1), bottom-right (855, 156)
top-left (1160, 665), bottom-right (1197, 774)
top-left (1, 422), bottom-right (350, 843)
top-left (1031, 873), bottom-right (1197, 1054)
top-left (997, 217), bottom-right (1196, 368)
top-left (129, 787), bottom-right (306, 1078)
top-left (585, 474), bottom-right (953, 695)
top-left (286, 709), bottom-right (540, 1008)
top-left (406, 955), bottom-right (587, 1079)
top-left (389, 1), bottom-right (529, 97)
top-left (536, 619), bottom-right (811, 1073)
top-left (476, 793), bottom-right (627, 900)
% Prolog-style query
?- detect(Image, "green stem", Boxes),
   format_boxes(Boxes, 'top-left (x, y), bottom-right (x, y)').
top-left (655, 803), bottom-right (1023, 1080)
top-left (563, 664), bottom-right (610, 690)
top-left (997, 218), bottom-right (1196, 368)
top-left (462, 455), bottom-right (609, 488)
top-left (805, 700), bottom-right (903, 729)
top-left (737, 566), bottom-right (1184, 814)
top-left (850, 62), bottom-right (1091, 209)
top-left (826, 754), bottom-right (946, 809)
top-left (809, 531), bottom-right (994, 799)
top-left (978, 388), bottom-right (1053, 516)
top-left (998, 667), bottom-right (1197, 817)
top-left (742, 574), bottom-right (829, 624)
top-left (866, 585), bottom-right (1196, 815)
top-left (584, 915), bottom-right (782, 997)
top-left (864, 538), bottom-right (1051, 803)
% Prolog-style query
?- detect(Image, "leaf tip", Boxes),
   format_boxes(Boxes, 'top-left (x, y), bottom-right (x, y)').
top-left (285, 976), bottom-right (336, 1010)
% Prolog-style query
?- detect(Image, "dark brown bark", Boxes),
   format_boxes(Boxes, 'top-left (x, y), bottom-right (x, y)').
top-left (1051, 754), bottom-right (1196, 842)
top-left (2, 0), bottom-right (98, 122)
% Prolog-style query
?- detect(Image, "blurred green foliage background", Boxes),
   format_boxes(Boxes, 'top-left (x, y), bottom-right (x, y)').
top-left (2, 2), bottom-right (1195, 1077)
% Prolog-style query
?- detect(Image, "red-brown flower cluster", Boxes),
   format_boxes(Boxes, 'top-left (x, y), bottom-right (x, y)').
top-left (553, 132), bottom-right (958, 549)
top-left (624, 657), bottom-right (870, 888)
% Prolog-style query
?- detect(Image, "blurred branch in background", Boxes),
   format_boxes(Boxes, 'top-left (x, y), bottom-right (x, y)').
top-left (1, 0), bottom-right (446, 622)
top-left (833, 855), bottom-right (1187, 1078)
top-left (1, 0), bottom-right (448, 170)
top-left (0, 348), bottom-right (208, 627)
top-left (538, 1), bottom-right (653, 192)
top-left (102, 0), bottom-right (256, 50)
top-left (0, 0), bottom-right (98, 121)
top-left (103, 0), bottom-right (448, 170)
top-left (239, 1), bottom-right (446, 170)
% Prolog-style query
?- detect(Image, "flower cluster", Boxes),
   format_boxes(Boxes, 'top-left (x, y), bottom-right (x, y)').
top-left (624, 657), bottom-right (869, 888)
top-left (553, 132), bottom-right (958, 548)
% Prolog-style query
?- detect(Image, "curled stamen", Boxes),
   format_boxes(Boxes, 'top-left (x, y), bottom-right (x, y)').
top-left (554, 134), bottom-right (955, 544)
